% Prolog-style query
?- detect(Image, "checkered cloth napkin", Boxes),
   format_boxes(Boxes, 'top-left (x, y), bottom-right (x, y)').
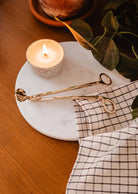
top-left (66, 81), bottom-right (138, 194)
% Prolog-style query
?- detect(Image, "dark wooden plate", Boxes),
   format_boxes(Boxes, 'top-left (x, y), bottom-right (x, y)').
top-left (29, 0), bottom-right (97, 27)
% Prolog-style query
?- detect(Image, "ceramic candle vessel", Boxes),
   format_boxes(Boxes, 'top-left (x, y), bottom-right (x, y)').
top-left (39, 0), bottom-right (89, 19)
top-left (26, 39), bottom-right (64, 78)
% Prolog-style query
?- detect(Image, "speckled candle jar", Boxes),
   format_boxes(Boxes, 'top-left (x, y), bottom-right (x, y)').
top-left (26, 39), bottom-right (64, 78)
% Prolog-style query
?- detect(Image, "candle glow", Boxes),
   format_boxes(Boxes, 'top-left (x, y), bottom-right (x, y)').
top-left (42, 44), bottom-right (48, 56)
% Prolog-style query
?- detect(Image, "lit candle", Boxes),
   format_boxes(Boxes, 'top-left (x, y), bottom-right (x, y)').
top-left (26, 39), bottom-right (64, 78)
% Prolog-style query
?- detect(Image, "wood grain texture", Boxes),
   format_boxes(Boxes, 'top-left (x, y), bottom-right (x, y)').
top-left (0, 0), bottom-right (104, 193)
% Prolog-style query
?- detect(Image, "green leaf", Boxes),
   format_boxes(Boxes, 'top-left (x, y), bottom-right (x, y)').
top-left (92, 36), bottom-right (119, 70)
top-left (102, 11), bottom-right (119, 32)
top-left (54, 17), bottom-right (96, 51)
top-left (103, 0), bottom-right (127, 11)
top-left (71, 19), bottom-right (93, 42)
top-left (132, 108), bottom-right (138, 120)
top-left (131, 96), bottom-right (138, 110)
top-left (131, 96), bottom-right (138, 120)
top-left (116, 53), bottom-right (138, 81)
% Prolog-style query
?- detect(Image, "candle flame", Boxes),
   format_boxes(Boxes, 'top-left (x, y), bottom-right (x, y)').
top-left (42, 44), bottom-right (48, 56)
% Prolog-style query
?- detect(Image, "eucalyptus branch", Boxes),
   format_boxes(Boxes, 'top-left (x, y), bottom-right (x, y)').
top-left (132, 45), bottom-right (138, 59)
top-left (93, 28), bottom-right (107, 46)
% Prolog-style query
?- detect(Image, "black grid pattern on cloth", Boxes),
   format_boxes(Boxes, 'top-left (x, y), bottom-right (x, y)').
top-left (66, 121), bottom-right (138, 193)
top-left (66, 81), bottom-right (138, 194)
top-left (73, 81), bottom-right (138, 141)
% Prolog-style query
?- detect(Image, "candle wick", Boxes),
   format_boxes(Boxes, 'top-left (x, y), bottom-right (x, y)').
top-left (44, 53), bottom-right (47, 56)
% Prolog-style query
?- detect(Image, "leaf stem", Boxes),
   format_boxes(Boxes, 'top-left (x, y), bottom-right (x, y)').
top-left (132, 45), bottom-right (138, 59)
top-left (111, 31), bottom-right (117, 39)
top-left (93, 28), bottom-right (107, 46)
top-left (117, 33), bottom-right (138, 59)
top-left (117, 32), bottom-right (131, 43)
top-left (118, 31), bottom-right (138, 38)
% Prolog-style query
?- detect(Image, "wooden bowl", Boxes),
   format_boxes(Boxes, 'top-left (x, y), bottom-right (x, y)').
top-left (29, 0), bottom-right (97, 27)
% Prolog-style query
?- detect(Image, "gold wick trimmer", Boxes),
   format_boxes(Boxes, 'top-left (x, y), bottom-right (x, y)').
top-left (15, 73), bottom-right (116, 114)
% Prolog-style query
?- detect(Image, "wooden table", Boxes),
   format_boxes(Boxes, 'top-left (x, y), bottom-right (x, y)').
top-left (0, 1), bottom-right (104, 193)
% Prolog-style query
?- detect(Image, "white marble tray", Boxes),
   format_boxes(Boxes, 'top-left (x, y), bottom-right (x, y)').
top-left (15, 41), bottom-right (129, 141)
